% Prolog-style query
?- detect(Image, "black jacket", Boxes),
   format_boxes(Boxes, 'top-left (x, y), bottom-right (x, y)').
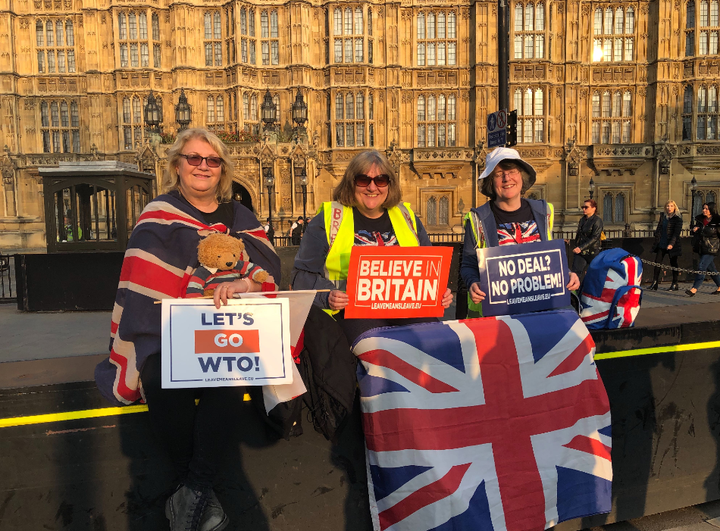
top-left (573, 214), bottom-right (603, 255)
top-left (652, 214), bottom-right (683, 257)
top-left (693, 214), bottom-right (720, 256)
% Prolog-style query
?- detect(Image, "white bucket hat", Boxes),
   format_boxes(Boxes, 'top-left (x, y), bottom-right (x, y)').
top-left (478, 147), bottom-right (537, 187)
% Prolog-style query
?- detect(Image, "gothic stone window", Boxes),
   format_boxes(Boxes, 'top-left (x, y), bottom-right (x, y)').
top-left (681, 84), bottom-right (720, 140)
top-left (261, 10), bottom-right (279, 65)
top-left (240, 8), bottom-right (257, 64)
top-left (120, 95), bottom-right (161, 150)
top-left (592, 6), bottom-right (635, 62)
top-left (118, 11), bottom-right (160, 68)
top-left (697, 84), bottom-right (720, 139)
top-left (687, 0), bottom-right (720, 56)
top-left (417, 94), bottom-right (457, 147)
top-left (602, 191), bottom-right (626, 224)
top-left (591, 90), bottom-right (632, 144)
top-left (416, 11), bottom-right (457, 66)
top-left (513, 3), bottom-right (545, 59)
top-left (331, 91), bottom-right (375, 148)
top-left (242, 92), bottom-right (260, 134)
top-left (207, 95), bottom-right (225, 132)
top-left (331, 6), bottom-right (373, 64)
top-left (225, 6), bottom-right (235, 64)
top-left (36, 19), bottom-right (76, 73)
top-left (513, 88), bottom-right (544, 143)
top-left (40, 100), bottom-right (80, 153)
top-left (426, 194), bottom-right (450, 227)
top-left (205, 11), bottom-right (223, 66)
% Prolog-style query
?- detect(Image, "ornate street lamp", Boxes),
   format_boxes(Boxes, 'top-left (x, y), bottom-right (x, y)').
top-left (264, 165), bottom-right (275, 242)
top-left (144, 91), bottom-right (162, 135)
top-left (291, 89), bottom-right (308, 129)
top-left (261, 89), bottom-right (277, 130)
top-left (297, 163), bottom-right (308, 225)
top-left (588, 176), bottom-right (595, 200)
top-left (175, 88), bottom-right (191, 131)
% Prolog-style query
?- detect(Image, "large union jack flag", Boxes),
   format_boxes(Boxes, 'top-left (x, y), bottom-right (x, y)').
top-left (353, 309), bottom-right (612, 531)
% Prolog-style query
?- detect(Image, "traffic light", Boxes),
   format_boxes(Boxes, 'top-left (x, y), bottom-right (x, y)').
top-left (507, 110), bottom-right (518, 147)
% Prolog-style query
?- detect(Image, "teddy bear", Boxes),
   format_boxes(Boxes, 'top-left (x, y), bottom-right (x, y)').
top-left (186, 232), bottom-right (270, 297)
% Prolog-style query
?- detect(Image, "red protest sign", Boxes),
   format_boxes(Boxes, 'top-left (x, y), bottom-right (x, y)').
top-left (344, 246), bottom-right (453, 319)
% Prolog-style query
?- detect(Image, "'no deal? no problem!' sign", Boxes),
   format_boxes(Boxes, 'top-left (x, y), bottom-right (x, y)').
top-left (344, 246), bottom-right (453, 319)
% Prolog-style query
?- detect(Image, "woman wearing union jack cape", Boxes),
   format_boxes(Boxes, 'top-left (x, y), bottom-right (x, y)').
top-left (460, 147), bottom-right (580, 316)
top-left (94, 128), bottom-right (280, 531)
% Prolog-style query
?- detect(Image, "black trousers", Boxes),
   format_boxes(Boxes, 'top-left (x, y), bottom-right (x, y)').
top-left (571, 252), bottom-right (596, 280)
top-left (653, 248), bottom-right (679, 283)
top-left (141, 353), bottom-right (247, 489)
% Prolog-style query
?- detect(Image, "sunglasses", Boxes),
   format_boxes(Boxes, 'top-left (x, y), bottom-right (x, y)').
top-left (180, 154), bottom-right (223, 168)
top-left (355, 174), bottom-right (390, 188)
top-left (581, 206), bottom-right (591, 209)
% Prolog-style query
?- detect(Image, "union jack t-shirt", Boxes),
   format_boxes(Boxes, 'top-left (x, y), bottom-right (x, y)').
top-left (492, 200), bottom-right (541, 246)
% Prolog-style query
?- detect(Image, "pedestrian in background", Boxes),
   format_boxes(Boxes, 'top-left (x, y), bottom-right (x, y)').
top-left (570, 198), bottom-right (603, 283)
top-left (687, 201), bottom-right (720, 296)
top-left (291, 216), bottom-right (304, 244)
top-left (649, 199), bottom-right (682, 291)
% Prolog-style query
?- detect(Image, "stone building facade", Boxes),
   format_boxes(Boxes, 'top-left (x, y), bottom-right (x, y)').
top-left (0, 0), bottom-right (719, 252)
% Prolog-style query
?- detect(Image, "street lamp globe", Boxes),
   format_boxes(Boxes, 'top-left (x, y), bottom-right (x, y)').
top-left (261, 90), bottom-right (277, 129)
top-left (588, 176), bottom-right (595, 200)
top-left (144, 91), bottom-right (162, 134)
top-left (291, 90), bottom-right (308, 128)
top-left (175, 89), bottom-right (191, 131)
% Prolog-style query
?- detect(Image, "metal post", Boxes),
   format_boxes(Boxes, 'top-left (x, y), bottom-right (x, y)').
top-left (301, 183), bottom-right (307, 226)
top-left (498, 0), bottom-right (510, 111)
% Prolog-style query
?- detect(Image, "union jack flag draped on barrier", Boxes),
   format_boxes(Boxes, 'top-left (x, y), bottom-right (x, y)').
top-left (579, 249), bottom-right (643, 330)
top-left (353, 309), bottom-right (612, 531)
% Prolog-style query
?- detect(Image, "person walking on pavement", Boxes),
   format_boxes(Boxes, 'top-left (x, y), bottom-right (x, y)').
top-left (687, 201), bottom-right (720, 296)
top-left (649, 199), bottom-right (683, 291)
top-left (291, 216), bottom-right (304, 244)
top-left (570, 198), bottom-right (603, 283)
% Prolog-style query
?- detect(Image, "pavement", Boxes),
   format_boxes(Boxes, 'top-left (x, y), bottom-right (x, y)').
top-left (2, 281), bottom-right (720, 530)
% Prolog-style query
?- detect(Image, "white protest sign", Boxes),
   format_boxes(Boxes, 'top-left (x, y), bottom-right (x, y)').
top-left (161, 298), bottom-right (292, 388)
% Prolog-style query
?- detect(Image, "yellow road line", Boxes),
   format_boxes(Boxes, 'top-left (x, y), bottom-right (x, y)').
top-left (594, 340), bottom-right (720, 360)
top-left (0, 393), bottom-right (252, 429)
top-left (4, 340), bottom-right (720, 428)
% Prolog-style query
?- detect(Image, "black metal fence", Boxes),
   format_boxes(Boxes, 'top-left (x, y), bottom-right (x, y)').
top-left (0, 254), bottom-right (15, 303)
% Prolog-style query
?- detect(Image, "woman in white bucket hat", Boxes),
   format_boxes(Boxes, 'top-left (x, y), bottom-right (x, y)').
top-left (460, 147), bottom-right (580, 316)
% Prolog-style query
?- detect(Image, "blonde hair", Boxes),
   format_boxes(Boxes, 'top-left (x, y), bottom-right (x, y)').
top-left (163, 128), bottom-right (234, 202)
top-left (665, 200), bottom-right (679, 217)
top-left (332, 150), bottom-right (402, 208)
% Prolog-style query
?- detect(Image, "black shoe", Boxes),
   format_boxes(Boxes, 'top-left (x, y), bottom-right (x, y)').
top-left (649, 281), bottom-right (659, 290)
top-left (666, 283), bottom-right (679, 291)
top-left (686, 289), bottom-right (696, 297)
top-left (166, 484), bottom-right (229, 531)
top-left (711, 290), bottom-right (720, 296)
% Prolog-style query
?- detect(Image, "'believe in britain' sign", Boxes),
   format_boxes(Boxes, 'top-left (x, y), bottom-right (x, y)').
top-left (476, 239), bottom-right (570, 316)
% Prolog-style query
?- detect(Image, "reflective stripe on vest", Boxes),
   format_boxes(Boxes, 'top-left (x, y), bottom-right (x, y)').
top-left (322, 202), bottom-right (420, 315)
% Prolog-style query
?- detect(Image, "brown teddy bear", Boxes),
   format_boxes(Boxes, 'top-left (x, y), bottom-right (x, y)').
top-left (186, 232), bottom-right (270, 297)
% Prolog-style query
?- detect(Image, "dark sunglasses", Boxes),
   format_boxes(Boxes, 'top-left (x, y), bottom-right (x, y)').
top-left (180, 154), bottom-right (223, 168)
top-left (355, 174), bottom-right (390, 188)
top-left (581, 206), bottom-right (591, 209)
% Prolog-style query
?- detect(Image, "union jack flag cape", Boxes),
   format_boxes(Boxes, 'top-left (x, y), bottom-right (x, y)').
top-left (579, 248), bottom-right (643, 330)
top-left (95, 191), bottom-right (281, 406)
top-left (353, 309), bottom-right (612, 531)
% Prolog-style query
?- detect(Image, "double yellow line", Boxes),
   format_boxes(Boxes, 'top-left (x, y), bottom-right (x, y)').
top-left (3, 340), bottom-right (720, 429)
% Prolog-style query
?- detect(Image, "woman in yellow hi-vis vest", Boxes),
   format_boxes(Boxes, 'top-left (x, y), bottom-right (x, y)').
top-left (292, 150), bottom-right (453, 344)
top-left (460, 147), bottom-right (580, 317)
